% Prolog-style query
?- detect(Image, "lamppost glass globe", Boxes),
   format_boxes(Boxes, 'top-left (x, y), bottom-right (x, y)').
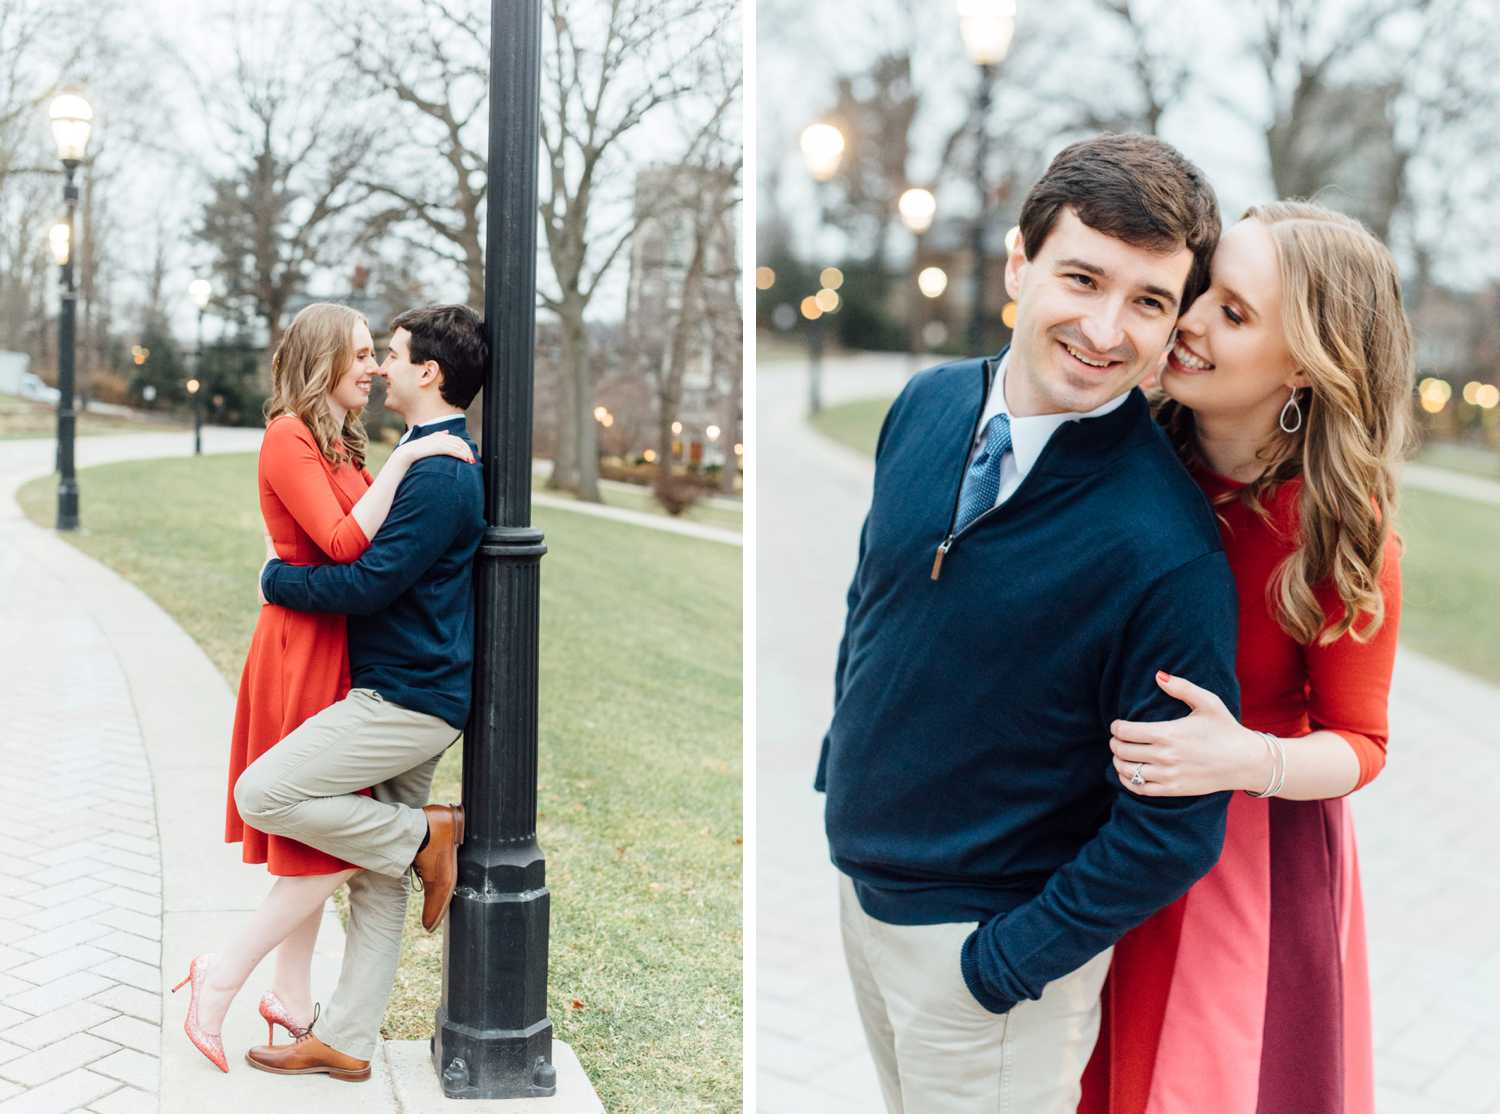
top-left (186, 378), bottom-right (201, 395)
top-left (957, 0), bottom-right (1018, 66)
top-left (189, 278), bottom-right (212, 309)
top-left (49, 223), bottom-right (70, 266)
top-left (800, 122), bottom-right (845, 182)
top-left (706, 425), bottom-right (721, 442)
top-left (49, 91), bottom-right (93, 162)
top-left (918, 266), bottom-right (949, 299)
top-left (899, 188), bottom-right (937, 235)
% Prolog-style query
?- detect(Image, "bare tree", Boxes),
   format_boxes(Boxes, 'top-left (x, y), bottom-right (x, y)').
top-left (329, 0), bottom-right (490, 307)
top-left (187, 9), bottom-right (372, 361)
top-left (539, 0), bottom-right (737, 501)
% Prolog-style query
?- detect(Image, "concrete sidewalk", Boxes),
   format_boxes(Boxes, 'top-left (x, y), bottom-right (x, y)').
top-left (0, 428), bottom-right (397, 1114)
top-left (0, 430), bottom-right (609, 1113)
top-left (756, 352), bottom-right (1500, 1114)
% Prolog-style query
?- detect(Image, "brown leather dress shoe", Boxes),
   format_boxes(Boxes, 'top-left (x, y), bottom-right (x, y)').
top-left (245, 1034), bottom-right (370, 1082)
top-left (411, 803), bottom-right (465, 932)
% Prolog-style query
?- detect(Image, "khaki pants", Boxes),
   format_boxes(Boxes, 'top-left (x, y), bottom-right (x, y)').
top-left (839, 874), bottom-right (1112, 1114)
top-left (234, 688), bottom-right (461, 1058)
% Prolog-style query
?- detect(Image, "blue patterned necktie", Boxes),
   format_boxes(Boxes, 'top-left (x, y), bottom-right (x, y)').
top-left (954, 413), bottom-right (1012, 533)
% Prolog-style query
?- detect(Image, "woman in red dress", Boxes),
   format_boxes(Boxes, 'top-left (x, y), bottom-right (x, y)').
top-left (1079, 202), bottom-right (1413, 1114)
top-left (172, 303), bottom-right (472, 1071)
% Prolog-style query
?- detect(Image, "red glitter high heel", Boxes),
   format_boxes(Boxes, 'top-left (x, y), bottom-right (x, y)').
top-left (170, 954), bottom-right (229, 1073)
top-left (257, 991), bottom-right (315, 1045)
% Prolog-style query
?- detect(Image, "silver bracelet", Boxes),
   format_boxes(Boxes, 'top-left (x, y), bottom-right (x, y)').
top-left (1245, 731), bottom-right (1286, 798)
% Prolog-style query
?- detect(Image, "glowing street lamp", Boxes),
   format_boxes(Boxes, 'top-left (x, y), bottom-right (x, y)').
top-left (918, 266), bottom-right (949, 299)
top-left (706, 424), bottom-right (721, 442)
top-left (819, 267), bottom-right (844, 291)
top-left (49, 223), bottom-right (70, 266)
top-left (800, 122), bottom-right (846, 182)
top-left (815, 288), bottom-right (840, 313)
top-left (899, 189), bottom-right (938, 361)
top-left (48, 91), bottom-right (94, 163)
top-left (756, 266), bottom-right (776, 290)
top-left (188, 277), bottom-right (212, 455)
top-left (898, 188), bottom-right (937, 235)
top-left (49, 88), bottom-right (92, 531)
top-left (958, 2), bottom-right (1018, 352)
top-left (958, 0), bottom-right (1018, 66)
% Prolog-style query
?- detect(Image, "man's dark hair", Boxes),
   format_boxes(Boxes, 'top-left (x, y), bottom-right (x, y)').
top-left (389, 304), bottom-right (487, 408)
top-left (1018, 133), bottom-right (1221, 308)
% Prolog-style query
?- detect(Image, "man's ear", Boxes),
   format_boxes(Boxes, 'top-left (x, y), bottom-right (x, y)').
top-left (1003, 235), bottom-right (1028, 301)
top-left (420, 360), bottom-right (443, 388)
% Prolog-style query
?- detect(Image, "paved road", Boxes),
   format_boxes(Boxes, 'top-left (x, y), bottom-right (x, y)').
top-left (755, 352), bottom-right (1500, 1114)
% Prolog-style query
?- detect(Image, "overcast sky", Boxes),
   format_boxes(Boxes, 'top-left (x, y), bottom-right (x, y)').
top-left (49, 0), bottom-right (736, 344)
top-left (755, 0), bottom-right (1493, 291)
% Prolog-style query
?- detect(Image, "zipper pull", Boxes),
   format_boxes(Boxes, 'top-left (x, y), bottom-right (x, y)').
top-left (930, 535), bottom-right (954, 581)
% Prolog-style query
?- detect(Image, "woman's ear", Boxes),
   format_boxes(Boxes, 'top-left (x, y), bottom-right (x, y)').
top-left (1285, 367), bottom-right (1311, 391)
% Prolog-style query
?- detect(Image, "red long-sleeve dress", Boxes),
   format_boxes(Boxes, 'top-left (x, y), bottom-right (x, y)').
top-left (224, 415), bottom-right (374, 876)
top-left (1080, 468), bottom-right (1401, 1114)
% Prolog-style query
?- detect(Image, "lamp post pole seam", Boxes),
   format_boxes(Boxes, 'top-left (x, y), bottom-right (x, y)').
top-left (431, 0), bottom-right (556, 1099)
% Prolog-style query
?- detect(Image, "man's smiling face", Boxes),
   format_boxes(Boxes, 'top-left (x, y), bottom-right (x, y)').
top-left (1003, 207), bottom-right (1193, 416)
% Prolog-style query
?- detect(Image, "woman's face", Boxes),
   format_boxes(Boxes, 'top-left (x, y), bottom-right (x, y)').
top-left (1162, 218), bottom-right (1303, 425)
top-left (329, 319), bottom-right (378, 413)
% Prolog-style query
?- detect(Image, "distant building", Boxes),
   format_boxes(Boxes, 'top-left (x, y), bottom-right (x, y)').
top-left (624, 164), bottom-right (741, 469)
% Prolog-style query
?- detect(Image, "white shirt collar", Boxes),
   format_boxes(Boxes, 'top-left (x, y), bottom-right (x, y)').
top-left (974, 350), bottom-right (1131, 480)
top-left (397, 413), bottom-right (465, 446)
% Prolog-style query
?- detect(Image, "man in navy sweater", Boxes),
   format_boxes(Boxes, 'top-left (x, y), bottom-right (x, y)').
top-left (817, 134), bottom-right (1240, 1111)
top-left (234, 305), bottom-right (486, 1080)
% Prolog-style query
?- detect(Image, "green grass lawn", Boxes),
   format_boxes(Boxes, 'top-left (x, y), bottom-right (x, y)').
top-left (809, 396), bottom-right (891, 458)
top-left (549, 480), bottom-right (743, 533)
top-left (18, 452), bottom-right (741, 1114)
top-left (812, 394), bottom-right (1500, 687)
top-left (1416, 439), bottom-right (1500, 481)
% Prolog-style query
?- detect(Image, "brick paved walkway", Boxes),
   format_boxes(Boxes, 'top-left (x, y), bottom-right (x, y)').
top-left (0, 430), bottom-right (389, 1114)
top-left (756, 352), bottom-right (1500, 1114)
top-left (0, 563), bottom-right (162, 1114)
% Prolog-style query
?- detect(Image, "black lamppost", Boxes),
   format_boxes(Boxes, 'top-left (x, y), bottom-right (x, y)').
top-left (431, 0), bottom-right (556, 1099)
top-left (189, 278), bottom-right (211, 455)
top-left (799, 121), bottom-right (845, 416)
top-left (958, 1), bottom-right (1016, 354)
top-left (48, 89), bottom-right (92, 531)
top-left (899, 187), bottom-right (936, 366)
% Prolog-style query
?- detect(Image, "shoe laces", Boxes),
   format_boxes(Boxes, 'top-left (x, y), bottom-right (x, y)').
top-left (293, 1002), bottom-right (321, 1043)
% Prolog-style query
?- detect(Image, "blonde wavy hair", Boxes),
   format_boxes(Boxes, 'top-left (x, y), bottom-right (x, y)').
top-left (1157, 201), bottom-right (1416, 645)
top-left (264, 303), bottom-right (370, 470)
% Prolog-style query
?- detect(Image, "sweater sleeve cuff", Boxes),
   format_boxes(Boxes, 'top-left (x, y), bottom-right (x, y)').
top-left (261, 559), bottom-right (284, 603)
top-left (960, 928), bottom-right (1016, 1015)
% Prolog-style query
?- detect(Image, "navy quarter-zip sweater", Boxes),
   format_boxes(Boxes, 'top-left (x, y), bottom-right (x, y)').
top-left (816, 354), bottom-right (1240, 1015)
top-left (261, 417), bottom-right (485, 729)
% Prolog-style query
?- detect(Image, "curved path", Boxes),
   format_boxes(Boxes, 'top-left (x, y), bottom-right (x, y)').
top-left (0, 426), bottom-right (645, 1113)
top-left (756, 352), bottom-right (1500, 1114)
top-left (0, 428), bottom-right (396, 1114)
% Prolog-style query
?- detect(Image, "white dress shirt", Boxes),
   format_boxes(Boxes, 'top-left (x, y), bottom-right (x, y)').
top-left (967, 352), bottom-right (1131, 508)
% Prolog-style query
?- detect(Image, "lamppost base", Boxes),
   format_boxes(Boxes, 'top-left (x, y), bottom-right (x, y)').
top-left (389, 1039), bottom-right (601, 1111)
